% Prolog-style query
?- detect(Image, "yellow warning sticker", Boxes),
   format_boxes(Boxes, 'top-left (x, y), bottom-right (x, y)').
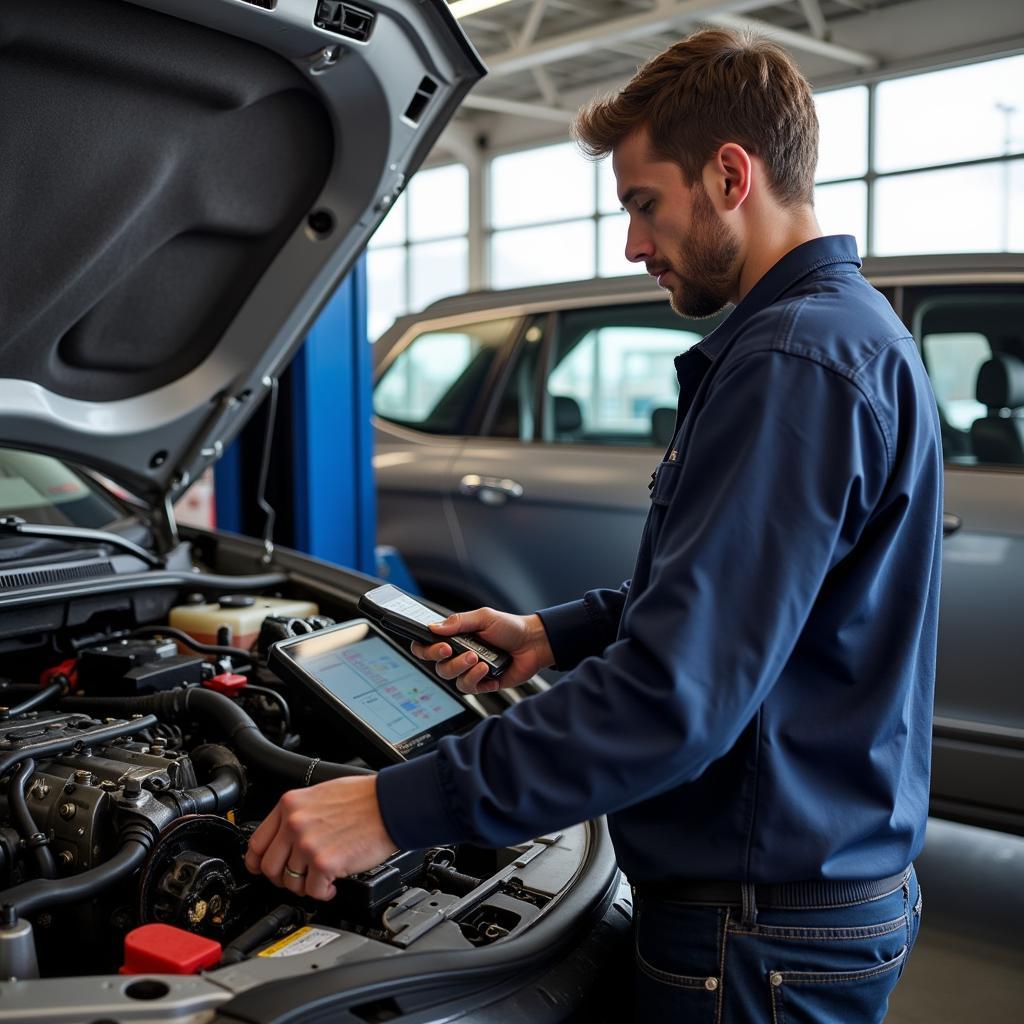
top-left (257, 926), bottom-right (340, 958)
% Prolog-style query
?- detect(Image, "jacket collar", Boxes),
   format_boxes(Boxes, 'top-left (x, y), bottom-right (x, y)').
top-left (691, 234), bottom-right (861, 366)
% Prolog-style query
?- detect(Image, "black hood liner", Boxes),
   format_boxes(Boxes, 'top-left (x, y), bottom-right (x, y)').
top-left (0, 0), bottom-right (333, 402)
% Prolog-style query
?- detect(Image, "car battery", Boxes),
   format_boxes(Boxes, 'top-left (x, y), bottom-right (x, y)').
top-left (169, 596), bottom-right (319, 652)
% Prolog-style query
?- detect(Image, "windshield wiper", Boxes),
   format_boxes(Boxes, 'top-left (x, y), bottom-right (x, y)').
top-left (0, 516), bottom-right (164, 569)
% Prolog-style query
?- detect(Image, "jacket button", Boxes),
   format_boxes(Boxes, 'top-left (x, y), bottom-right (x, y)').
top-left (770, 972), bottom-right (784, 987)
top-left (705, 977), bottom-right (719, 991)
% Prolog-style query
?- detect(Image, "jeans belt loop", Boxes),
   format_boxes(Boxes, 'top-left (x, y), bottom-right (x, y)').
top-left (740, 882), bottom-right (758, 926)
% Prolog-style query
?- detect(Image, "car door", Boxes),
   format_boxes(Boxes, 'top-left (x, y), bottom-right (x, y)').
top-left (901, 283), bottom-right (1024, 833)
top-left (373, 316), bottom-right (524, 602)
top-left (449, 300), bottom-right (727, 613)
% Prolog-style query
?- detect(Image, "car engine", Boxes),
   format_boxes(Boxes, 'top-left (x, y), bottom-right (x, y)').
top-left (0, 601), bottom-right (566, 981)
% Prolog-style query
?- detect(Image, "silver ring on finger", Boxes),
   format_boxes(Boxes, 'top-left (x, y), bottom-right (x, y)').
top-left (284, 864), bottom-right (307, 880)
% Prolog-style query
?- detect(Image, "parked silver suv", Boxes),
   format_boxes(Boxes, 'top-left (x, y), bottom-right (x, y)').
top-left (374, 252), bottom-right (1024, 837)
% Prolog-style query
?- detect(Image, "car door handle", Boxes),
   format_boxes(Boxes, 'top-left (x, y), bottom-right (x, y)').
top-left (459, 474), bottom-right (524, 506)
top-left (942, 512), bottom-right (962, 537)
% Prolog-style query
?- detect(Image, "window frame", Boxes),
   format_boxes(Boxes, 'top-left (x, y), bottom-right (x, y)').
top-left (372, 315), bottom-right (525, 437)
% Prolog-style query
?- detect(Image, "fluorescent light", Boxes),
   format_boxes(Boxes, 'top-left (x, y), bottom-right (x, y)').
top-left (448, 0), bottom-right (518, 19)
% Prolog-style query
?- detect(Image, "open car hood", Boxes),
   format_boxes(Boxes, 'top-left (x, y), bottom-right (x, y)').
top-left (0, 0), bottom-right (483, 506)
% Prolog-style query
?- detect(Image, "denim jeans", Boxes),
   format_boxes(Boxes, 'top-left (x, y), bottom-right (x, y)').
top-left (632, 867), bottom-right (922, 1023)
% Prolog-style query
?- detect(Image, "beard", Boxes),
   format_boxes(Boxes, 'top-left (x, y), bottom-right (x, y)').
top-left (664, 185), bottom-right (740, 319)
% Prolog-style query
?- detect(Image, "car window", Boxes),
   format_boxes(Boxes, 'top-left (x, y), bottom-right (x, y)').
top-left (0, 448), bottom-right (124, 529)
top-left (911, 290), bottom-right (1024, 467)
top-left (921, 332), bottom-right (989, 432)
top-left (543, 303), bottom-right (726, 446)
top-left (374, 317), bottom-right (520, 435)
top-left (485, 320), bottom-right (546, 440)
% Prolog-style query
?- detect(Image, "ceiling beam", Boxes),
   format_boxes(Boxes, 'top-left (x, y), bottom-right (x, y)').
top-left (531, 65), bottom-right (561, 105)
top-left (484, 0), bottom-right (770, 76)
top-left (483, 0), bottom-right (878, 76)
top-left (460, 93), bottom-right (575, 123)
top-left (796, 0), bottom-right (828, 40)
top-left (518, 0), bottom-right (550, 49)
top-left (708, 12), bottom-right (878, 68)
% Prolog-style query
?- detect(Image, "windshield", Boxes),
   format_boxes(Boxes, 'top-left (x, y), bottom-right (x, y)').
top-left (0, 448), bottom-right (126, 530)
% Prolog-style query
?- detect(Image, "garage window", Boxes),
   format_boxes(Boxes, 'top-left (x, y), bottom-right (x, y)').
top-left (367, 164), bottom-right (470, 338)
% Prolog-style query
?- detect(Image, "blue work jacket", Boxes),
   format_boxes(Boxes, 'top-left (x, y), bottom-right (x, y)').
top-left (377, 235), bottom-right (944, 884)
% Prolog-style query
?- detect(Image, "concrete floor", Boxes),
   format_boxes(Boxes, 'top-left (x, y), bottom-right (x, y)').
top-left (887, 818), bottom-right (1024, 1023)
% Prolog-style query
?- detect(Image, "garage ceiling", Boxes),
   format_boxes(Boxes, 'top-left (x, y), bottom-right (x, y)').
top-left (441, 0), bottom-right (1024, 151)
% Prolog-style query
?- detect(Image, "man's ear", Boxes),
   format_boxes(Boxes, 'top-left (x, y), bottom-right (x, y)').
top-left (708, 143), bottom-right (751, 211)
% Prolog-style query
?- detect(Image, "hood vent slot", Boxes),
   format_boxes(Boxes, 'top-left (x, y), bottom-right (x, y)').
top-left (0, 561), bottom-right (115, 591)
top-left (239, 0), bottom-right (277, 9)
top-left (315, 2), bottom-right (376, 43)
top-left (404, 77), bottom-right (438, 125)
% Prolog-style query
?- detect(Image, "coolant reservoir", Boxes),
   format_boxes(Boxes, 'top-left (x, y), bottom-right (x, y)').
top-left (169, 595), bottom-right (319, 652)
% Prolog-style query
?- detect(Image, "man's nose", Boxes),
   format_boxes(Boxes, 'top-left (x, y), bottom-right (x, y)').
top-left (624, 220), bottom-right (652, 264)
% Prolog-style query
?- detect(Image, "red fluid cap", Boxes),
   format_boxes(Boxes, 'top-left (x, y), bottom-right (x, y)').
top-left (121, 923), bottom-right (222, 975)
top-left (203, 672), bottom-right (248, 696)
top-left (40, 658), bottom-right (78, 690)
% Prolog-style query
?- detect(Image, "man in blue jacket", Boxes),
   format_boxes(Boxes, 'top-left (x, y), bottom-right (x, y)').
top-left (247, 27), bottom-right (941, 1022)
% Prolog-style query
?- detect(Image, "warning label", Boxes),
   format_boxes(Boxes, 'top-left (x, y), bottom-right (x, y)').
top-left (257, 926), bottom-right (341, 958)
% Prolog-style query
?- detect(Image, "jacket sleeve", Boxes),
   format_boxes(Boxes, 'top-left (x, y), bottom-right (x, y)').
top-left (536, 581), bottom-right (631, 671)
top-left (377, 350), bottom-right (890, 851)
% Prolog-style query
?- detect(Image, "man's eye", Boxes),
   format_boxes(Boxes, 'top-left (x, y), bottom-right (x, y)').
top-left (638, 199), bottom-right (654, 214)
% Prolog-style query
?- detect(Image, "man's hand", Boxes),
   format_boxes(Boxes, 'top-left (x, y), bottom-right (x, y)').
top-left (411, 608), bottom-right (555, 695)
top-left (244, 775), bottom-right (398, 901)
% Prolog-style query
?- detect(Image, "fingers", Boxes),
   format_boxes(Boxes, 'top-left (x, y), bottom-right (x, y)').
top-left (243, 778), bottom-right (397, 904)
top-left (305, 867), bottom-right (337, 902)
top-left (244, 804), bottom-right (280, 874)
top-left (409, 639), bottom-right (481, 681)
top-left (428, 609), bottom-right (492, 637)
top-left (409, 640), bottom-right (452, 661)
top-left (455, 661), bottom-right (494, 694)
top-left (435, 650), bottom-right (480, 681)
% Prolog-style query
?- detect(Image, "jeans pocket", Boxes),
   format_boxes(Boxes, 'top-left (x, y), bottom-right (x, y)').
top-left (633, 898), bottom-right (722, 1023)
top-left (768, 944), bottom-right (907, 1024)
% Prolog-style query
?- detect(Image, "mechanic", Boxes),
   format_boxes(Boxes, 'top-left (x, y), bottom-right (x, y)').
top-left (246, 27), bottom-right (942, 1022)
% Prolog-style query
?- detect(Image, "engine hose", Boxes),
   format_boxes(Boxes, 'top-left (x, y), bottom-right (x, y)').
top-left (60, 690), bottom-right (371, 783)
top-left (242, 684), bottom-right (291, 733)
top-left (129, 625), bottom-right (252, 666)
top-left (0, 682), bottom-right (63, 720)
top-left (7, 759), bottom-right (57, 880)
top-left (157, 745), bottom-right (246, 816)
top-left (0, 715), bottom-right (160, 781)
top-left (426, 864), bottom-right (483, 897)
top-left (220, 904), bottom-right (304, 965)
top-left (4, 836), bottom-right (149, 919)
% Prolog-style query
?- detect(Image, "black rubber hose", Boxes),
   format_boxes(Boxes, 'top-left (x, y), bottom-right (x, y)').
top-left (129, 625), bottom-right (252, 665)
top-left (0, 715), bottom-right (159, 781)
top-left (0, 682), bottom-right (63, 720)
top-left (187, 765), bottom-right (242, 814)
top-left (159, 765), bottom-right (242, 817)
top-left (243, 685), bottom-right (291, 733)
top-left (220, 904), bottom-right (304, 965)
top-left (426, 864), bottom-right (483, 897)
top-left (6, 759), bottom-right (57, 880)
top-left (170, 744), bottom-right (246, 815)
top-left (5, 837), bottom-right (149, 919)
top-left (60, 690), bottom-right (371, 782)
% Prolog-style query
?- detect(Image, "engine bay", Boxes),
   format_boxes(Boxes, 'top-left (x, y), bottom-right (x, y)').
top-left (0, 571), bottom-right (586, 990)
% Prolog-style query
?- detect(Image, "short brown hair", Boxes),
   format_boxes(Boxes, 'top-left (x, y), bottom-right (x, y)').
top-left (573, 27), bottom-right (818, 207)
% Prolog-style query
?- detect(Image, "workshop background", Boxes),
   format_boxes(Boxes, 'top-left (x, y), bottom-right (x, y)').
top-left (192, 4), bottom-right (1024, 1021)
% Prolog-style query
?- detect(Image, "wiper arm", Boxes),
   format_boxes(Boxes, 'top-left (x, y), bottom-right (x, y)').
top-left (0, 515), bottom-right (164, 569)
